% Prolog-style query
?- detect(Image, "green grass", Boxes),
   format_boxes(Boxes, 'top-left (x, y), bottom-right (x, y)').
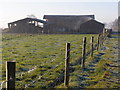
top-left (56, 35), bottom-right (119, 88)
top-left (2, 33), bottom-right (98, 88)
top-left (2, 33), bottom-right (119, 88)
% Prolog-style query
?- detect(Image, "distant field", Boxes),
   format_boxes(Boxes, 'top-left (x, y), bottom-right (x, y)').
top-left (2, 33), bottom-right (98, 88)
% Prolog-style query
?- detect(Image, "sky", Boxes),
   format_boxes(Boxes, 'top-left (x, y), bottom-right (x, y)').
top-left (0, 0), bottom-right (119, 28)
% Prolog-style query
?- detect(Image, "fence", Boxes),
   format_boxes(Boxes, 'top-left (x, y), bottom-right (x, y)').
top-left (1, 30), bottom-right (111, 89)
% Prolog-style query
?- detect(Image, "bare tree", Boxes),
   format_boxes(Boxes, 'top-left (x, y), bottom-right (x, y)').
top-left (112, 19), bottom-right (118, 30)
top-left (118, 16), bottom-right (120, 31)
top-left (27, 14), bottom-right (37, 19)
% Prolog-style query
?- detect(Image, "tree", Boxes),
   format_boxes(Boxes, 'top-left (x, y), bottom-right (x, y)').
top-left (118, 16), bottom-right (120, 31)
top-left (27, 14), bottom-right (37, 19)
top-left (112, 19), bottom-right (118, 30)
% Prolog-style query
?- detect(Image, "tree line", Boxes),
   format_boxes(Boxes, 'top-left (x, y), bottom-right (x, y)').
top-left (111, 16), bottom-right (120, 31)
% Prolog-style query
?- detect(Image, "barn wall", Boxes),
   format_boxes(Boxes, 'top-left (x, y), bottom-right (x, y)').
top-left (43, 16), bottom-right (100, 34)
top-left (44, 17), bottom-right (92, 33)
top-left (46, 18), bottom-right (79, 31)
top-left (8, 19), bottom-right (43, 34)
top-left (44, 22), bottom-right (76, 34)
top-left (79, 20), bottom-right (104, 34)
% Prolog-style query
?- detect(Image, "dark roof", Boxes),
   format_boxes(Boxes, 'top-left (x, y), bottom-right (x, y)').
top-left (8, 18), bottom-right (47, 24)
top-left (81, 19), bottom-right (104, 25)
top-left (43, 15), bottom-right (95, 26)
top-left (43, 15), bottom-right (95, 19)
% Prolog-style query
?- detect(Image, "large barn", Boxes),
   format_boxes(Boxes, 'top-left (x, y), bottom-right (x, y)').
top-left (43, 15), bottom-right (104, 34)
top-left (8, 15), bottom-right (104, 34)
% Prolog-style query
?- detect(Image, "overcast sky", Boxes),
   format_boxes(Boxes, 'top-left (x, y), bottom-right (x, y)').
top-left (0, 0), bottom-right (119, 28)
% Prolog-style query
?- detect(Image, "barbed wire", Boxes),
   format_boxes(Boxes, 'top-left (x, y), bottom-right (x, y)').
top-left (16, 55), bottom-right (60, 77)
top-left (16, 45), bottom-right (80, 78)
top-left (24, 61), bottom-right (64, 88)
top-left (4, 34), bottom-right (107, 88)
top-left (0, 77), bottom-right (13, 89)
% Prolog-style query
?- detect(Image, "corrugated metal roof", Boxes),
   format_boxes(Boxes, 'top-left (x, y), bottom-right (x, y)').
top-left (8, 18), bottom-right (47, 24)
top-left (81, 19), bottom-right (104, 25)
top-left (43, 15), bottom-right (95, 19)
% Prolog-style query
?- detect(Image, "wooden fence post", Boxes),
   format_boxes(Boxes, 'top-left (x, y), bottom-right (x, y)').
top-left (6, 61), bottom-right (16, 90)
top-left (102, 33), bottom-right (105, 45)
top-left (91, 36), bottom-right (94, 57)
top-left (103, 29), bottom-right (107, 40)
top-left (64, 42), bottom-right (70, 87)
top-left (107, 29), bottom-right (112, 37)
top-left (81, 37), bottom-right (86, 69)
top-left (97, 34), bottom-right (100, 51)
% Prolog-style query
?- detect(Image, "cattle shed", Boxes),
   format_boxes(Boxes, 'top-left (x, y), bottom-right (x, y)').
top-left (8, 15), bottom-right (104, 34)
top-left (8, 18), bottom-right (46, 34)
top-left (43, 15), bottom-right (104, 34)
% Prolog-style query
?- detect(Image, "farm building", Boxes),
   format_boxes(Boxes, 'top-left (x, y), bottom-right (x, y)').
top-left (43, 15), bottom-right (104, 34)
top-left (8, 18), bottom-right (46, 34)
top-left (8, 15), bottom-right (104, 34)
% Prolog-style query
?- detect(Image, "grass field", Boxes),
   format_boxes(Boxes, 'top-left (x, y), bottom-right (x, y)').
top-left (2, 33), bottom-right (98, 88)
top-left (1, 33), bottom-right (119, 88)
top-left (57, 35), bottom-right (120, 88)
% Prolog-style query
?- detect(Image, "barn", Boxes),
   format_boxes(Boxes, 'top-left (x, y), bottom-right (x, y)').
top-left (8, 18), bottom-right (46, 34)
top-left (8, 15), bottom-right (104, 34)
top-left (43, 15), bottom-right (104, 34)
top-left (79, 19), bottom-right (105, 34)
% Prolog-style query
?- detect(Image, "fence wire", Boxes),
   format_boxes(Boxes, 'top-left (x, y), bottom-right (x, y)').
top-left (3, 32), bottom-right (110, 88)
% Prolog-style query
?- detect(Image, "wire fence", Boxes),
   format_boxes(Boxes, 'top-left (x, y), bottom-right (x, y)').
top-left (1, 29), bottom-right (111, 89)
